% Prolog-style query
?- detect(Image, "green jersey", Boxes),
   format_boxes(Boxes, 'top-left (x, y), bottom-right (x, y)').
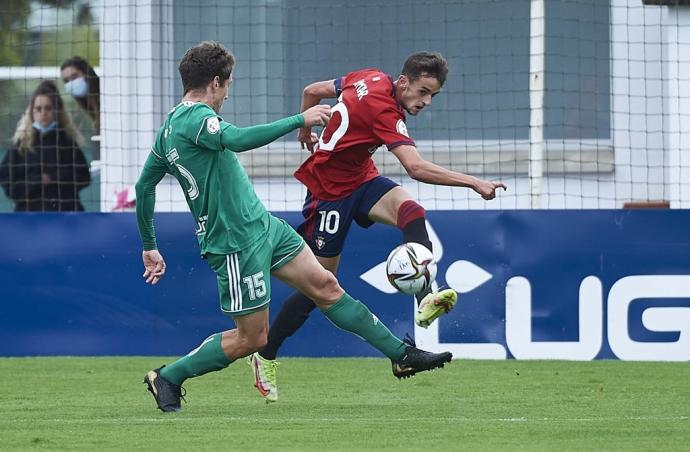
top-left (135, 101), bottom-right (304, 255)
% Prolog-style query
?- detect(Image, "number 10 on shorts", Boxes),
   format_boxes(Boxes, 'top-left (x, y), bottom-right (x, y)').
top-left (318, 210), bottom-right (340, 234)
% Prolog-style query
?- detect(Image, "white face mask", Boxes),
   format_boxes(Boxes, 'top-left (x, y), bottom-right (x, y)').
top-left (64, 76), bottom-right (88, 98)
top-left (32, 120), bottom-right (57, 133)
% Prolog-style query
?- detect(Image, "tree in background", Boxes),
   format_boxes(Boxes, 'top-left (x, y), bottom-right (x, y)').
top-left (0, 0), bottom-right (31, 66)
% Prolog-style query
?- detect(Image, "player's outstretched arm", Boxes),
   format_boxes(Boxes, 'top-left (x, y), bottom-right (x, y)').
top-left (391, 144), bottom-right (507, 200)
top-left (299, 80), bottom-right (337, 152)
top-left (220, 105), bottom-right (330, 153)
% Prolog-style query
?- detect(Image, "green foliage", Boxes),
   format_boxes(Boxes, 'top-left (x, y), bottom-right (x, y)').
top-left (0, 30), bottom-right (26, 66)
top-left (38, 25), bottom-right (99, 66)
top-left (0, 0), bottom-right (30, 66)
top-left (0, 0), bottom-right (31, 30)
top-left (0, 357), bottom-right (688, 451)
top-left (0, 1), bottom-right (99, 66)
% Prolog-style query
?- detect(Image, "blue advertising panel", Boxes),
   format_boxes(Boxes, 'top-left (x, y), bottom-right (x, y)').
top-left (0, 210), bottom-right (689, 360)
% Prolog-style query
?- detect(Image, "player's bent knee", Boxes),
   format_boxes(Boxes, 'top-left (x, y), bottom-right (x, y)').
top-left (317, 276), bottom-right (345, 307)
top-left (323, 272), bottom-right (343, 299)
top-left (309, 271), bottom-right (343, 307)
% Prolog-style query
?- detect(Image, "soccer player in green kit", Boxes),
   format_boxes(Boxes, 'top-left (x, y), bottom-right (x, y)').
top-left (136, 41), bottom-right (452, 412)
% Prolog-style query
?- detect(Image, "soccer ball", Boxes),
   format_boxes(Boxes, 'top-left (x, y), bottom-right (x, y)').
top-left (385, 242), bottom-right (437, 295)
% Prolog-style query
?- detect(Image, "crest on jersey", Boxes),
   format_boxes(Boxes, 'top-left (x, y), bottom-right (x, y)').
top-left (315, 236), bottom-right (326, 250)
top-left (396, 119), bottom-right (409, 137)
top-left (207, 117), bottom-right (220, 134)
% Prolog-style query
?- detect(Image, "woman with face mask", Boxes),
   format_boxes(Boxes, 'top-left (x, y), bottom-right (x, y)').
top-left (60, 56), bottom-right (100, 134)
top-left (0, 81), bottom-right (91, 211)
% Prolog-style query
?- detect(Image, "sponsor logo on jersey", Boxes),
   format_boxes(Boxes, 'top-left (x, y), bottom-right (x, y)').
top-left (207, 117), bottom-right (220, 134)
top-left (354, 79), bottom-right (369, 101)
top-left (315, 236), bottom-right (326, 250)
top-left (396, 119), bottom-right (409, 137)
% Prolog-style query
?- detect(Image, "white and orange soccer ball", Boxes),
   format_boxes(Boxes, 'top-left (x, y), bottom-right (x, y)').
top-left (385, 242), bottom-right (437, 295)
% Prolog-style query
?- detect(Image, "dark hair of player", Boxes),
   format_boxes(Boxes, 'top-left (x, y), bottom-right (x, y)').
top-left (401, 52), bottom-right (448, 87)
top-left (178, 41), bottom-right (235, 94)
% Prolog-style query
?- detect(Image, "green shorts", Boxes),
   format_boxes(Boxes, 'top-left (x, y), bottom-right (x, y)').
top-left (206, 216), bottom-right (305, 317)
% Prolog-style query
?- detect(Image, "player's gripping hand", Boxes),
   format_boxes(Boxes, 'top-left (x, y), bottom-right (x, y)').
top-left (473, 179), bottom-right (507, 200)
top-left (142, 249), bottom-right (166, 285)
top-left (298, 127), bottom-right (319, 153)
top-left (301, 104), bottom-right (331, 128)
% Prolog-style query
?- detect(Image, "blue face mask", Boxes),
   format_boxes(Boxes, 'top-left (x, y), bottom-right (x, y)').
top-left (32, 121), bottom-right (57, 134)
top-left (64, 76), bottom-right (88, 98)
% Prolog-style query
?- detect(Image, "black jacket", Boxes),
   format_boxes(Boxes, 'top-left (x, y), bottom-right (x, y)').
top-left (0, 128), bottom-right (91, 211)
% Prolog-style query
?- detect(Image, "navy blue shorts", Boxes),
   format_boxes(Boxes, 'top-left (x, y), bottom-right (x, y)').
top-left (297, 176), bottom-right (399, 257)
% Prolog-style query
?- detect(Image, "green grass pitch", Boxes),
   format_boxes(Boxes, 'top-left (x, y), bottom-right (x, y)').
top-left (1, 357), bottom-right (688, 451)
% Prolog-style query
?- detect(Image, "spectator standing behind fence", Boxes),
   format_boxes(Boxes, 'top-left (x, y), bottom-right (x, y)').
top-left (60, 56), bottom-right (100, 134)
top-left (0, 80), bottom-right (91, 212)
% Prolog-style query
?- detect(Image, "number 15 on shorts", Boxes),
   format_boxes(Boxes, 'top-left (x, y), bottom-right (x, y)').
top-left (243, 272), bottom-right (266, 300)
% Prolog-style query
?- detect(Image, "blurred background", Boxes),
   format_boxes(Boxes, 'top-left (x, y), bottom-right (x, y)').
top-left (1, 0), bottom-right (687, 213)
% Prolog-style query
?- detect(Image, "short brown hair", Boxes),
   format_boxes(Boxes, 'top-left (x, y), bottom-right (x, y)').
top-left (401, 52), bottom-right (448, 87)
top-left (178, 41), bottom-right (235, 94)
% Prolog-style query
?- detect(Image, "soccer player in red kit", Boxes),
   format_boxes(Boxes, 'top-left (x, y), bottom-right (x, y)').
top-left (249, 52), bottom-right (506, 402)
